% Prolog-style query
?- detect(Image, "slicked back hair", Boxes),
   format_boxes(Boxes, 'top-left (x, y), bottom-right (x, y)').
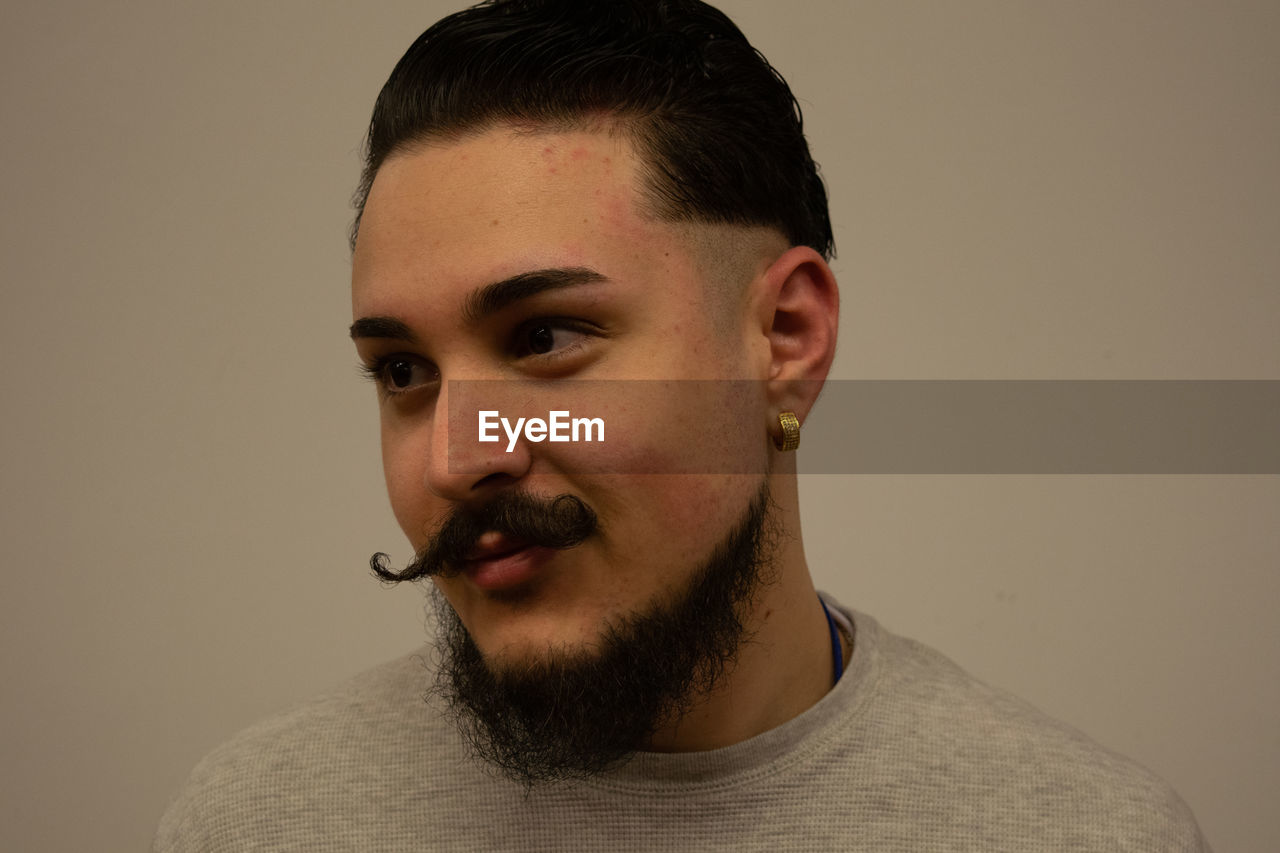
top-left (350, 0), bottom-right (833, 259)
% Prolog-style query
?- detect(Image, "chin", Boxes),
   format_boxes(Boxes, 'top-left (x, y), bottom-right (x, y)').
top-left (484, 634), bottom-right (609, 676)
top-left (450, 591), bottom-right (616, 669)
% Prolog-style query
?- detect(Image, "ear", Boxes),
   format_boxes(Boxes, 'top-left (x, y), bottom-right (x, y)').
top-left (753, 246), bottom-right (839, 428)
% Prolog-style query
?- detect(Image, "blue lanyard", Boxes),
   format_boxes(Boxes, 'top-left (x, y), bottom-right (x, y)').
top-left (820, 596), bottom-right (844, 684)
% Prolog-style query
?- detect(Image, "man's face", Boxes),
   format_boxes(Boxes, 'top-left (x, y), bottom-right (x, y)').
top-left (350, 125), bottom-right (774, 669)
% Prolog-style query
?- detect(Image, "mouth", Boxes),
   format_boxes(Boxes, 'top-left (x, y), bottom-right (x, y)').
top-left (461, 533), bottom-right (554, 592)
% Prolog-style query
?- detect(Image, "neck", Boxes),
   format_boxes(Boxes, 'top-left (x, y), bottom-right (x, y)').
top-left (644, 474), bottom-right (836, 753)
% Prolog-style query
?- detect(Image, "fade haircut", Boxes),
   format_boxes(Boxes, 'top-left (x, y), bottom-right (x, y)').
top-left (350, 0), bottom-right (833, 259)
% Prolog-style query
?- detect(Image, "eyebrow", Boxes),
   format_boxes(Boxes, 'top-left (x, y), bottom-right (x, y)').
top-left (349, 266), bottom-right (608, 342)
top-left (462, 267), bottom-right (607, 325)
top-left (348, 315), bottom-right (417, 342)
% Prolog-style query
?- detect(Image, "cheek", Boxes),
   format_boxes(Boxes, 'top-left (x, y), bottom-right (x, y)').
top-left (380, 418), bottom-right (431, 545)
top-left (583, 472), bottom-right (757, 596)
top-left (569, 382), bottom-right (764, 585)
top-left (531, 383), bottom-right (760, 584)
top-left (546, 377), bottom-right (765, 478)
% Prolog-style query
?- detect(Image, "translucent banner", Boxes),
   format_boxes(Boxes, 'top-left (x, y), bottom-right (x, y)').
top-left (443, 380), bottom-right (1280, 474)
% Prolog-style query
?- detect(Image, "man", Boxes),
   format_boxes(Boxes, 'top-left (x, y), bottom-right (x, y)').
top-left (156, 1), bottom-right (1210, 849)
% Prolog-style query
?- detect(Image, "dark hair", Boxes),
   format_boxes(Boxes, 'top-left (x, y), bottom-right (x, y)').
top-left (350, 0), bottom-right (833, 259)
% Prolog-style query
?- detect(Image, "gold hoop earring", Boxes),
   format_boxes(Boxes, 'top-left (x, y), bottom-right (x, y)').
top-left (774, 411), bottom-right (800, 452)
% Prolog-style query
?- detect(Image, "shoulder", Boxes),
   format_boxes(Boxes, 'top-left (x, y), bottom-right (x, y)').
top-left (846, 612), bottom-right (1211, 851)
top-left (153, 648), bottom-right (459, 853)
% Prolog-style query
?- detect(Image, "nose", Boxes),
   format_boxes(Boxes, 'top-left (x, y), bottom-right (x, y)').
top-left (424, 379), bottom-right (534, 502)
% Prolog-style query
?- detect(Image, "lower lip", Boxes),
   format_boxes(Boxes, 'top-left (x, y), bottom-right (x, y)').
top-left (463, 546), bottom-right (555, 592)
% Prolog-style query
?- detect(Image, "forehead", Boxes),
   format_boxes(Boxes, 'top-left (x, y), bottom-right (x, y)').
top-left (352, 126), bottom-right (683, 309)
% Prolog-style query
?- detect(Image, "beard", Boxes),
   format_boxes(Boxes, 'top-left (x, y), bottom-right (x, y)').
top-left (425, 480), bottom-right (779, 786)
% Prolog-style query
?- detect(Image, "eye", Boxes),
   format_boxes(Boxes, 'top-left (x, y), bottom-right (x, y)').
top-left (361, 354), bottom-right (438, 395)
top-left (527, 324), bottom-right (556, 355)
top-left (512, 320), bottom-right (594, 360)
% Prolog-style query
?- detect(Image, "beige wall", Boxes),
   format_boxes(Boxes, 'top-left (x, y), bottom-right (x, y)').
top-left (1, 2), bottom-right (1275, 850)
